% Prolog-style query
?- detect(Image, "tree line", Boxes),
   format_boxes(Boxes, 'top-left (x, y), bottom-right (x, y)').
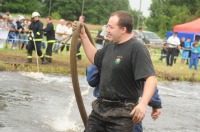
top-left (146, 0), bottom-right (200, 37)
top-left (1, 0), bottom-right (200, 37)
top-left (0, 0), bottom-right (136, 24)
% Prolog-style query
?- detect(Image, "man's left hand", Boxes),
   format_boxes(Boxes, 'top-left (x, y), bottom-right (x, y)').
top-left (151, 108), bottom-right (161, 120)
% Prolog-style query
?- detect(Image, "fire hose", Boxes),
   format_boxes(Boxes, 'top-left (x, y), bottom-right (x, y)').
top-left (70, 22), bottom-right (94, 127)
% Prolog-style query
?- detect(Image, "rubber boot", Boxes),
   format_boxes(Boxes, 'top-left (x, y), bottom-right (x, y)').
top-left (41, 57), bottom-right (48, 64)
top-left (48, 58), bottom-right (52, 63)
top-left (46, 58), bottom-right (52, 63)
top-left (26, 58), bottom-right (32, 63)
top-left (77, 54), bottom-right (82, 60)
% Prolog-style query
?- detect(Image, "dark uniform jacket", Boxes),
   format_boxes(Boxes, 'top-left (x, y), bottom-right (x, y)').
top-left (43, 23), bottom-right (55, 42)
top-left (29, 20), bottom-right (43, 41)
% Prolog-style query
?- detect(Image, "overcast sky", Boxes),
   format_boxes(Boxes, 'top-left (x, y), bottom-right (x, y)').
top-left (129, 0), bottom-right (152, 17)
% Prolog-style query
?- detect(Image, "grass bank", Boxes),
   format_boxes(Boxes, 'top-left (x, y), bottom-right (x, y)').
top-left (0, 47), bottom-right (200, 82)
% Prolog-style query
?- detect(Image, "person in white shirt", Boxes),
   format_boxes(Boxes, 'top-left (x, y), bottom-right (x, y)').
top-left (166, 32), bottom-right (180, 66)
top-left (137, 27), bottom-right (144, 40)
top-left (60, 21), bottom-right (73, 53)
top-left (54, 19), bottom-right (67, 54)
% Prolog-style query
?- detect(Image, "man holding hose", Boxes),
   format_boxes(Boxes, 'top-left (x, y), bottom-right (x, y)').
top-left (27, 11), bottom-right (45, 64)
top-left (77, 11), bottom-right (157, 132)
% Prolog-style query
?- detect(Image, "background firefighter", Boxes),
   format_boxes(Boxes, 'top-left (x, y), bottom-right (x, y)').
top-left (27, 12), bottom-right (45, 64)
top-left (43, 16), bottom-right (55, 63)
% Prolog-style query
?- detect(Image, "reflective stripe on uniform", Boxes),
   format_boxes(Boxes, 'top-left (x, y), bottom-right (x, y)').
top-left (36, 32), bottom-right (40, 35)
top-left (76, 53), bottom-right (82, 56)
top-left (27, 56), bottom-right (32, 58)
top-left (39, 54), bottom-right (44, 58)
top-left (35, 39), bottom-right (43, 41)
top-left (45, 55), bottom-right (52, 58)
top-left (47, 40), bottom-right (56, 43)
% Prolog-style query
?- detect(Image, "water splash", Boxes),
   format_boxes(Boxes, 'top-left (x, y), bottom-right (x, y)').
top-left (21, 72), bottom-right (44, 79)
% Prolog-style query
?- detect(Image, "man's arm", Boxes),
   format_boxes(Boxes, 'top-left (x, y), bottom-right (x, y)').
top-left (148, 87), bottom-right (162, 109)
top-left (130, 75), bottom-right (157, 123)
top-left (79, 23), bottom-right (97, 64)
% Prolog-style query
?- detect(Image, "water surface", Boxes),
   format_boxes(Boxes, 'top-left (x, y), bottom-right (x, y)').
top-left (0, 72), bottom-right (199, 132)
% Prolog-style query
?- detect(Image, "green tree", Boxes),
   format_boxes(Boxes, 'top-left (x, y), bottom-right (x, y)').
top-left (42, 0), bottom-right (131, 24)
top-left (0, 0), bottom-right (141, 26)
top-left (0, 0), bottom-right (44, 15)
top-left (146, 0), bottom-right (200, 38)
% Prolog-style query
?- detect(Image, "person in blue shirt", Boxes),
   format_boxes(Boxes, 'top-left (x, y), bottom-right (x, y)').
top-left (86, 65), bottom-right (162, 132)
top-left (189, 42), bottom-right (200, 70)
top-left (181, 38), bottom-right (191, 64)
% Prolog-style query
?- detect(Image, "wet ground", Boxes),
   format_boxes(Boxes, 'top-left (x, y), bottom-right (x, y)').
top-left (0, 72), bottom-right (199, 132)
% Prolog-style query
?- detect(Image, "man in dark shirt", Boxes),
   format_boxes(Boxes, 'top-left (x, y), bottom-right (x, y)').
top-left (78, 11), bottom-right (157, 132)
top-left (43, 16), bottom-right (55, 63)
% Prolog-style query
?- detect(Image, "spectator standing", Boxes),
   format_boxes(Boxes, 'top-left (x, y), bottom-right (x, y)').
top-left (18, 15), bottom-right (28, 49)
top-left (2, 14), bottom-right (9, 29)
top-left (181, 38), bottom-right (191, 64)
top-left (133, 31), bottom-right (145, 44)
top-left (6, 16), bottom-right (16, 48)
top-left (43, 16), bottom-right (56, 63)
top-left (189, 42), bottom-right (200, 70)
top-left (166, 32), bottom-right (180, 66)
top-left (60, 21), bottom-right (73, 53)
top-left (12, 15), bottom-right (24, 50)
top-left (137, 27), bottom-right (144, 40)
top-left (95, 26), bottom-right (104, 50)
top-left (0, 15), bottom-right (4, 28)
top-left (21, 17), bottom-right (31, 50)
top-left (179, 36), bottom-right (185, 54)
top-left (54, 19), bottom-right (67, 54)
top-left (159, 41), bottom-right (168, 61)
top-left (9, 15), bottom-right (21, 50)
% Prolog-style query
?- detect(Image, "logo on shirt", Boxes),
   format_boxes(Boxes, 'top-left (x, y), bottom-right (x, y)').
top-left (115, 56), bottom-right (122, 64)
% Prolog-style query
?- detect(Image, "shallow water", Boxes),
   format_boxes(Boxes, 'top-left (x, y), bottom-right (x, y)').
top-left (0, 72), bottom-right (199, 132)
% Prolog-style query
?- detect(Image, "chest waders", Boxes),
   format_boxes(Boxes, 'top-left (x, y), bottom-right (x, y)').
top-left (70, 22), bottom-right (94, 127)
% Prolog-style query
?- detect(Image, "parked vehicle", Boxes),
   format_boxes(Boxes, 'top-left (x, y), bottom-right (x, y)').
top-left (133, 30), bottom-right (164, 45)
top-left (142, 31), bottom-right (164, 45)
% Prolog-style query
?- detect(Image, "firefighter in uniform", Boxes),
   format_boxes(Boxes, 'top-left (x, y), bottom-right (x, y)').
top-left (27, 12), bottom-right (45, 63)
top-left (43, 16), bottom-right (55, 63)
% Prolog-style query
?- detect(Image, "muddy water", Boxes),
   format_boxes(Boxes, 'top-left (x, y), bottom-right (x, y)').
top-left (0, 72), bottom-right (199, 132)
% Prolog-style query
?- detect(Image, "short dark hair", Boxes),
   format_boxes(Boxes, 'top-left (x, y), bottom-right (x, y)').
top-left (80, 15), bottom-right (85, 20)
top-left (46, 16), bottom-right (52, 20)
top-left (111, 11), bottom-right (133, 33)
top-left (66, 21), bottom-right (72, 26)
top-left (138, 27), bottom-right (143, 30)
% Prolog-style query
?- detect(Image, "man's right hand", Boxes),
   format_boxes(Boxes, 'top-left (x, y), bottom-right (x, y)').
top-left (72, 21), bottom-right (87, 40)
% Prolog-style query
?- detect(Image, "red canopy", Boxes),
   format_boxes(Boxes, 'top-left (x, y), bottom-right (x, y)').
top-left (173, 18), bottom-right (200, 33)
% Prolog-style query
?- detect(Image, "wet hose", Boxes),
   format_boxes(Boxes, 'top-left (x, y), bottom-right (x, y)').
top-left (70, 22), bottom-right (94, 127)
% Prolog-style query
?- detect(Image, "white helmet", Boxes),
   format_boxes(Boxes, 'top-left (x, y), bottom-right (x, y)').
top-left (32, 12), bottom-right (40, 18)
top-left (20, 15), bottom-right (25, 20)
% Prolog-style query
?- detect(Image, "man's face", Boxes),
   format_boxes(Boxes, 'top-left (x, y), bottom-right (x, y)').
top-left (173, 33), bottom-right (177, 37)
top-left (79, 16), bottom-right (84, 22)
top-left (60, 20), bottom-right (65, 25)
top-left (33, 16), bottom-right (39, 21)
top-left (181, 37), bottom-right (185, 42)
top-left (106, 15), bottom-right (123, 43)
top-left (67, 23), bottom-right (72, 27)
top-left (187, 39), bottom-right (191, 42)
top-left (46, 18), bottom-right (50, 23)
